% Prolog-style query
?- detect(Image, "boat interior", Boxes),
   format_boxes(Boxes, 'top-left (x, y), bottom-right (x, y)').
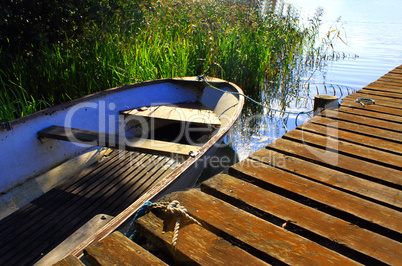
top-left (0, 78), bottom-right (243, 265)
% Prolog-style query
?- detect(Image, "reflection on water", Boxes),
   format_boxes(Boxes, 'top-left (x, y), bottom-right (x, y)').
top-left (224, 0), bottom-right (402, 160)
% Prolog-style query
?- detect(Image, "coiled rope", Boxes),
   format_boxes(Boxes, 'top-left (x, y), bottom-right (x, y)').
top-left (149, 200), bottom-right (202, 250)
top-left (126, 200), bottom-right (201, 250)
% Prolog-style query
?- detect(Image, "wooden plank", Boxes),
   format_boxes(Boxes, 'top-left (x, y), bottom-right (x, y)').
top-left (372, 78), bottom-right (402, 85)
top-left (378, 77), bottom-right (402, 85)
top-left (1, 152), bottom-right (176, 265)
top-left (345, 92), bottom-right (402, 106)
top-left (284, 129), bottom-right (402, 170)
top-left (344, 94), bottom-right (402, 109)
top-left (366, 81), bottom-right (402, 91)
top-left (365, 82), bottom-right (402, 91)
top-left (1, 152), bottom-right (139, 243)
top-left (359, 88), bottom-right (402, 99)
top-left (103, 157), bottom-right (176, 215)
top-left (389, 67), bottom-right (402, 73)
top-left (136, 212), bottom-right (269, 265)
top-left (373, 75), bottom-right (402, 81)
top-left (38, 125), bottom-right (199, 156)
top-left (230, 157), bottom-right (402, 237)
top-left (338, 106), bottom-right (402, 123)
top-left (381, 73), bottom-right (402, 80)
top-left (300, 121), bottom-right (402, 156)
top-left (378, 76), bottom-right (402, 83)
top-left (201, 174), bottom-right (402, 265)
top-left (355, 91), bottom-right (402, 103)
top-left (264, 138), bottom-right (402, 187)
top-left (320, 109), bottom-right (402, 132)
top-left (83, 231), bottom-right (167, 266)
top-left (160, 189), bottom-right (359, 265)
top-left (244, 147), bottom-right (401, 209)
top-left (363, 84), bottom-right (402, 94)
top-left (0, 153), bottom-right (144, 264)
top-left (389, 69), bottom-right (402, 75)
top-left (0, 151), bottom-right (125, 239)
top-left (341, 98), bottom-right (402, 117)
top-left (309, 116), bottom-right (402, 145)
top-left (121, 105), bottom-right (221, 127)
top-left (52, 255), bottom-right (84, 266)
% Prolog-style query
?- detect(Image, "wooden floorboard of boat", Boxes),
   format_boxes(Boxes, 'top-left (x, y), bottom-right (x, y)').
top-left (15, 154), bottom-right (170, 265)
top-left (0, 150), bottom-right (179, 265)
top-left (0, 151), bottom-right (123, 234)
top-left (0, 151), bottom-right (132, 240)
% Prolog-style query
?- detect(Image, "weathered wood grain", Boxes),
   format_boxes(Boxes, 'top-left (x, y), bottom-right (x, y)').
top-left (343, 94), bottom-right (402, 109)
top-left (265, 138), bottom-right (402, 187)
top-left (359, 88), bottom-right (402, 99)
top-left (83, 231), bottom-right (167, 266)
top-left (136, 211), bottom-right (269, 265)
top-left (38, 125), bottom-right (200, 156)
top-left (301, 119), bottom-right (402, 155)
top-left (341, 98), bottom-right (402, 117)
top-left (319, 109), bottom-right (402, 132)
top-left (283, 129), bottom-right (402, 170)
top-left (355, 91), bottom-right (402, 103)
top-left (338, 106), bottom-right (402, 123)
top-left (121, 104), bottom-right (221, 126)
top-left (247, 146), bottom-right (401, 209)
top-left (52, 255), bottom-right (84, 266)
top-left (161, 190), bottom-right (360, 265)
top-left (201, 174), bottom-right (402, 265)
top-left (231, 156), bottom-right (402, 235)
top-left (308, 116), bottom-right (402, 144)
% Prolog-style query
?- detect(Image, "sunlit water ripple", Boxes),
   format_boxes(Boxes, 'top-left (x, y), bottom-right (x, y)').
top-left (225, 0), bottom-right (402, 161)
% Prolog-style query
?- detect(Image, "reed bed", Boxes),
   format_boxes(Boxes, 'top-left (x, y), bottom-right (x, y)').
top-left (0, 0), bottom-right (329, 122)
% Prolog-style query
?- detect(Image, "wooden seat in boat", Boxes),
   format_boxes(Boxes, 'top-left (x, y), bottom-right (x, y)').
top-left (120, 104), bottom-right (221, 127)
top-left (38, 125), bottom-right (200, 156)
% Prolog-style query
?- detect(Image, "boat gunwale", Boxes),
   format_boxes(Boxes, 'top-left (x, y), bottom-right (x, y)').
top-left (0, 76), bottom-right (235, 131)
top-left (67, 77), bottom-right (245, 258)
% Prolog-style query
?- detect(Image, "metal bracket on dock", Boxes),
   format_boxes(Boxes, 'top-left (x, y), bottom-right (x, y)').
top-left (355, 98), bottom-right (375, 107)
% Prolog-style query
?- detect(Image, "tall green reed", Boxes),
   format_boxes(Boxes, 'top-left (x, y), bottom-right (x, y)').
top-left (0, 0), bottom-right (332, 122)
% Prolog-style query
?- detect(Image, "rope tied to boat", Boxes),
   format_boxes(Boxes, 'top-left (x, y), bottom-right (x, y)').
top-left (196, 75), bottom-right (314, 116)
top-left (126, 200), bottom-right (201, 250)
top-left (148, 200), bottom-right (202, 250)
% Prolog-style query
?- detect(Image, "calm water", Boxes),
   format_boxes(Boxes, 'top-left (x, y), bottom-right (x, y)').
top-left (224, 0), bottom-right (402, 160)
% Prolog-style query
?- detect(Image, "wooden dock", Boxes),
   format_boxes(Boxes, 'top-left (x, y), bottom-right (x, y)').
top-left (58, 66), bottom-right (402, 265)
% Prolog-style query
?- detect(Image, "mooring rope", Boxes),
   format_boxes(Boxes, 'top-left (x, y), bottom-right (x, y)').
top-left (197, 75), bottom-right (314, 116)
top-left (148, 200), bottom-right (202, 250)
top-left (126, 200), bottom-right (201, 250)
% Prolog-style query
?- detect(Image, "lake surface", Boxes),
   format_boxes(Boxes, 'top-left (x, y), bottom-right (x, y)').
top-left (224, 0), bottom-right (402, 161)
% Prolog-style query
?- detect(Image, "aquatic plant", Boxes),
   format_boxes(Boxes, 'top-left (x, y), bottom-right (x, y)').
top-left (0, 0), bottom-right (333, 122)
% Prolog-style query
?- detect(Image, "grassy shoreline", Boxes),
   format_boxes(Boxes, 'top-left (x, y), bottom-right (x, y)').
top-left (0, 0), bottom-right (324, 122)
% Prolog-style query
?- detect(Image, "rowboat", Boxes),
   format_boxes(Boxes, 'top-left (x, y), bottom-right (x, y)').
top-left (0, 77), bottom-right (244, 265)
